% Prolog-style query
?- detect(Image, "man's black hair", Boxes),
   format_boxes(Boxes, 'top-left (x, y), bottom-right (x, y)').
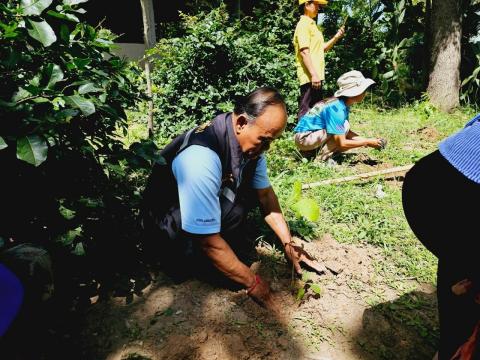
top-left (299, 3), bottom-right (306, 14)
top-left (233, 87), bottom-right (285, 121)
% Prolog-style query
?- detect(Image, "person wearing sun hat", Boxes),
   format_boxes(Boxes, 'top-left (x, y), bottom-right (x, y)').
top-left (293, 70), bottom-right (386, 161)
top-left (294, 0), bottom-right (345, 120)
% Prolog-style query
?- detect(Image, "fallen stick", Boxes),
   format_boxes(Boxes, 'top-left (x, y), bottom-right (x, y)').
top-left (302, 164), bottom-right (414, 189)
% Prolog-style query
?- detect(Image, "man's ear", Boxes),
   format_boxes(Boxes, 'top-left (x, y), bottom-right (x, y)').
top-left (235, 114), bottom-right (249, 133)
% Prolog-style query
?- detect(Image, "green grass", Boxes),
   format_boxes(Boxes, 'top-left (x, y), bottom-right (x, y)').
top-left (267, 103), bottom-right (476, 286)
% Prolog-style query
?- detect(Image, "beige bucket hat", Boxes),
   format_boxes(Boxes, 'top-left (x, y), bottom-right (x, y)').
top-left (334, 70), bottom-right (375, 98)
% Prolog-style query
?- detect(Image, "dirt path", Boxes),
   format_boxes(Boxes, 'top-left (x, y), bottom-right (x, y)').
top-left (79, 235), bottom-right (438, 360)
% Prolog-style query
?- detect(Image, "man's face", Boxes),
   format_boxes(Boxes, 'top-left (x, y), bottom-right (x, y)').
top-left (305, 1), bottom-right (322, 17)
top-left (235, 104), bottom-right (287, 159)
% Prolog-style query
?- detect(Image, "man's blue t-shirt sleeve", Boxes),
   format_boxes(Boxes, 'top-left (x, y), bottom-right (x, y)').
top-left (324, 102), bottom-right (348, 135)
top-left (172, 145), bottom-right (222, 234)
top-left (252, 155), bottom-right (271, 189)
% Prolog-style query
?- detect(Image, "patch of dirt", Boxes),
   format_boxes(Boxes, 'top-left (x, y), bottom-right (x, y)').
top-left (78, 235), bottom-right (438, 360)
top-left (414, 126), bottom-right (440, 141)
top-left (334, 151), bottom-right (394, 174)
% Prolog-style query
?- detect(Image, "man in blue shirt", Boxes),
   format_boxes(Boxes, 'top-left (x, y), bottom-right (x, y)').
top-left (293, 70), bottom-right (386, 160)
top-left (142, 88), bottom-right (324, 311)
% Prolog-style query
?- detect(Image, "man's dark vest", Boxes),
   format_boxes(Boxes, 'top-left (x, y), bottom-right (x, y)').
top-left (141, 113), bottom-right (259, 245)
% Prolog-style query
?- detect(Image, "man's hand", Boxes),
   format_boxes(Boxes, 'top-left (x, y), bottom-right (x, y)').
top-left (284, 242), bottom-right (327, 275)
top-left (367, 138), bottom-right (385, 150)
top-left (248, 276), bottom-right (280, 313)
top-left (334, 26), bottom-right (345, 40)
top-left (311, 74), bottom-right (322, 90)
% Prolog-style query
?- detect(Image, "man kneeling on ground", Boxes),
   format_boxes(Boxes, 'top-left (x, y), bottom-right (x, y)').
top-left (293, 70), bottom-right (386, 161)
top-left (141, 88), bottom-right (324, 311)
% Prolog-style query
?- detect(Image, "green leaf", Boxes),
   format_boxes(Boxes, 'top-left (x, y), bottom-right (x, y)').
top-left (63, 0), bottom-right (88, 5)
top-left (12, 87), bottom-right (32, 102)
top-left (45, 63), bottom-right (64, 89)
top-left (301, 271), bottom-right (311, 282)
top-left (296, 287), bottom-right (306, 301)
top-left (73, 57), bottom-right (91, 69)
top-left (59, 24), bottom-right (70, 42)
top-left (16, 135), bottom-right (48, 166)
top-left (65, 95), bottom-right (95, 116)
top-left (383, 70), bottom-right (395, 79)
top-left (27, 19), bottom-right (57, 47)
top-left (73, 242), bottom-right (85, 256)
top-left (47, 10), bottom-right (79, 22)
top-left (78, 83), bottom-right (102, 94)
top-left (21, 0), bottom-right (52, 16)
top-left (59, 204), bottom-right (76, 220)
top-left (57, 226), bottom-right (81, 245)
top-left (292, 181), bottom-right (302, 202)
top-left (0, 99), bottom-right (15, 108)
top-left (310, 284), bottom-right (322, 295)
top-left (293, 198), bottom-right (320, 222)
top-left (0, 22), bottom-right (19, 39)
top-left (32, 97), bottom-right (49, 103)
top-left (0, 136), bottom-right (8, 150)
top-left (52, 97), bottom-right (66, 109)
top-left (398, 9), bottom-right (406, 24)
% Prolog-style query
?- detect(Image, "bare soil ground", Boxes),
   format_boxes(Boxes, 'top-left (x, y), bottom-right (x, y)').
top-left (78, 234), bottom-right (438, 360)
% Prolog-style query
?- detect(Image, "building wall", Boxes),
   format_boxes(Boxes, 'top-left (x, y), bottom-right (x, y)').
top-left (113, 43), bottom-right (147, 61)
top-left (82, 1), bottom-right (257, 61)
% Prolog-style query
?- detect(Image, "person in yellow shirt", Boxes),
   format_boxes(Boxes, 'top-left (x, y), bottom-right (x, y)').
top-left (294, 0), bottom-right (345, 119)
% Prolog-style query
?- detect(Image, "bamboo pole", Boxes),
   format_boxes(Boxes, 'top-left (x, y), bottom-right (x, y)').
top-left (140, 0), bottom-right (156, 138)
top-left (302, 164), bottom-right (414, 189)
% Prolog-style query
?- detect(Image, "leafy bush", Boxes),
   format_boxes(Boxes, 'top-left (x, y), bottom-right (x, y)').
top-left (0, 0), bottom-right (156, 303)
top-left (150, 3), bottom-right (299, 138)
top-left (0, 0), bottom-right (144, 167)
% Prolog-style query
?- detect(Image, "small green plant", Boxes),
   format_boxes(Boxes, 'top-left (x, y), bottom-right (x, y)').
top-left (295, 271), bottom-right (322, 302)
top-left (284, 181), bottom-right (321, 240)
top-left (288, 181), bottom-right (320, 222)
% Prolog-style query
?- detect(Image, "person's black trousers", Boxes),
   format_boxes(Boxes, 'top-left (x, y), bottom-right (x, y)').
top-left (297, 82), bottom-right (323, 119)
top-left (402, 150), bottom-right (480, 359)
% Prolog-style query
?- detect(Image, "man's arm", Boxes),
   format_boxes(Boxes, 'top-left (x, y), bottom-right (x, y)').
top-left (196, 232), bottom-right (277, 310)
top-left (333, 133), bottom-right (382, 151)
top-left (300, 48), bottom-right (322, 89)
top-left (257, 187), bottom-right (291, 246)
top-left (257, 187), bottom-right (326, 275)
top-left (198, 233), bottom-right (256, 287)
top-left (324, 26), bottom-right (345, 52)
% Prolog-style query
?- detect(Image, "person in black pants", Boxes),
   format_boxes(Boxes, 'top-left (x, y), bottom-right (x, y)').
top-left (402, 115), bottom-right (480, 359)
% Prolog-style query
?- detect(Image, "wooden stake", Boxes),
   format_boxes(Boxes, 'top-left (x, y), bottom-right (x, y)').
top-left (302, 164), bottom-right (414, 189)
top-left (140, 0), bottom-right (156, 137)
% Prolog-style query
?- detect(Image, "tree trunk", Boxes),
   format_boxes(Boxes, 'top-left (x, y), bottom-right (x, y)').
top-left (426, 0), bottom-right (462, 112)
top-left (140, 0), bottom-right (156, 137)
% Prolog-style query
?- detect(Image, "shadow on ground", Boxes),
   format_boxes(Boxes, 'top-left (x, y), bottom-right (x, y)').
top-left (77, 260), bottom-right (306, 360)
top-left (353, 290), bottom-right (439, 360)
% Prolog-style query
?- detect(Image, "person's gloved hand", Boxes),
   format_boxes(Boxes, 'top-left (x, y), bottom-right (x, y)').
top-left (284, 241), bottom-right (327, 275)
